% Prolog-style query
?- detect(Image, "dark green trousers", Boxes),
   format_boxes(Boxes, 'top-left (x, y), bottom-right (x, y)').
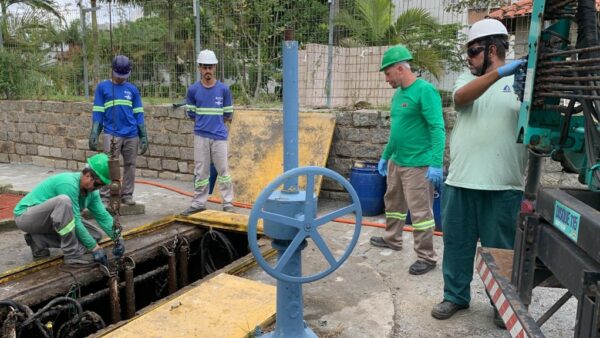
top-left (441, 185), bottom-right (523, 305)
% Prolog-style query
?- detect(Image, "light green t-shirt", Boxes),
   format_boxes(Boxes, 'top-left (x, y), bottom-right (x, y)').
top-left (445, 72), bottom-right (527, 190)
top-left (382, 78), bottom-right (445, 167)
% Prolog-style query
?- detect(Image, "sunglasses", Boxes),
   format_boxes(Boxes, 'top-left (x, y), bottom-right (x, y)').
top-left (89, 171), bottom-right (105, 189)
top-left (467, 46), bottom-right (485, 58)
top-left (199, 65), bottom-right (215, 70)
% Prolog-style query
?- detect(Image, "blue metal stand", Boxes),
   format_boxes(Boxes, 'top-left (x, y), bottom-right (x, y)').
top-left (248, 167), bottom-right (362, 337)
top-left (247, 31), bottom-right (362, 338)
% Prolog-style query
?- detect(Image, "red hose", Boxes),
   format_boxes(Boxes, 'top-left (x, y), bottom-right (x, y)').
top-left (134, 179), bottom-right (443, 236)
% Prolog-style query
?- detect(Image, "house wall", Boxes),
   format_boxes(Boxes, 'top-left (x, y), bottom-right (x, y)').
top-left (298, 44), bottom-right (460, 108)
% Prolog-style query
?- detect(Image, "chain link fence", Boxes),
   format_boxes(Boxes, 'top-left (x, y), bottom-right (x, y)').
top-left (0, 0), bottom-right (528, 108)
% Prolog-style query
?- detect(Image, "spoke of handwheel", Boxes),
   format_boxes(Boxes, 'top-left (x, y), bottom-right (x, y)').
top-left (314, 204), bottom-right (356, 225)
top-left (304, 173), bottom-right (315, 222)
top-left (258, 209), bottom-right (304, 229)
top-left (274, 231), bottom-right (307, 273)
top-left (310, 230), bottom-right (337, 267)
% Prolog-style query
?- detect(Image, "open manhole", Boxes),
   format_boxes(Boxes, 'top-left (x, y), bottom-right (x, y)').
top-left (0, 217), bottom-right (263, 338)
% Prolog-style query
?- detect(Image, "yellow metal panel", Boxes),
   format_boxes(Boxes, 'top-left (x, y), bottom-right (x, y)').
top-left (102, 273), bottom-right (275, 338)
top-left (184, 209), bottom-right (264, 233)
top-left (217, 110), bottom-right (336, 205)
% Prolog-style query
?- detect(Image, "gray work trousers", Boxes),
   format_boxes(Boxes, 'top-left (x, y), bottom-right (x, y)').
top-left (192, 135), bottom-right (234, 208)
top-left (101, 135), bottom-right (139, 199)
top-left (14, 195), bottom-right (103, 260)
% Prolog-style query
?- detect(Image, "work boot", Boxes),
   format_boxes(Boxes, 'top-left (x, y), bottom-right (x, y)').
top-left (180, 205), bottom-right (206, 216)
top-left (431, 300), bottom-right (469, 320)
top-left (409, 260), bottom-right (436, 275)
top-left (64, 254), bottom-right (95, 266)
top-left (24, 234), bottom-right (50, 259)
top-left (121, 196), bottom-right (136, 206)
top-left (223, 204), bottom-right (234, 212)
top-left (493, 308), bottom-right (506, 329)
top-left (369, 236), bottom-right (402, 251)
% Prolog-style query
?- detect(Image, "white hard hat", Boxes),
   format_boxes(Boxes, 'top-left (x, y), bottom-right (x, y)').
top-left (197, 49), bottom-right (218, 64)
top-left (467, 19), bottom-right (508, 44)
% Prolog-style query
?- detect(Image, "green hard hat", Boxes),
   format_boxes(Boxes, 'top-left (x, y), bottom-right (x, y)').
top-left (87, 153), bottom-right (111, 185)
top-left (380, 45), bottom-right (413, 71)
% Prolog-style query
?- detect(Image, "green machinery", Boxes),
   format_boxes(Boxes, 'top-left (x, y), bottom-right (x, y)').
top-left (479, 0), bottom-right (600, 336)
top-left (515, 0), bottom-right (600, 192)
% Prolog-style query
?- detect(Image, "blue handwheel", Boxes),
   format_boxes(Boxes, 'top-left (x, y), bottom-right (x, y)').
top-left (247, 166), bottom-right (362, 283)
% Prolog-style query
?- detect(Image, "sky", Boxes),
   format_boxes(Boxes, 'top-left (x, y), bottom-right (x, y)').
top-left (8, 0), bottom-right (142, 26)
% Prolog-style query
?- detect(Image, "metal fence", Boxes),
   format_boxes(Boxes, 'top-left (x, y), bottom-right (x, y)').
top-left (0, 0), bottom-right (530, 108)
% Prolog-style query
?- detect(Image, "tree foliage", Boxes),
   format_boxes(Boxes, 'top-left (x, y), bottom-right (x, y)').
top-left (335, 0), bottom-right (464, 78)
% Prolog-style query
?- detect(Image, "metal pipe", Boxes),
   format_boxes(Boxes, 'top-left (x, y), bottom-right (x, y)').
top-left (194, 0), bottom-right (201, 82)
top-left (536, 75), bottom-right (600, 82)
top-left (108, 273), bottom-right (121, 324)
top-left (124, 260), bottom-right (136, 319)
top-left (536, 291), bottom-right (572, 326)
top-left (538, 65), bottom-right (600, 74)
top-left (161, 246), bottom-right (178, 295)
top-left (325, 0), bottom-right (335, 108)
top-left (282, 29), bottom-right (299, 191)
top-left (537, 84), bottom-right (600, 91)
top-left (524, 151), bottom-right (544, 201)
top-left (542, 45), bottom-right (600, 58)
top-left (78, 265), bottom-right (169, 306)
top-left (539, 57), bottom-right (600, 67)
top-left (178, 243), bottom-right (189, 288)
top-left (78, 0), bottom-right (90, 99)
top-left (537, 92), bottom-right (600, 100)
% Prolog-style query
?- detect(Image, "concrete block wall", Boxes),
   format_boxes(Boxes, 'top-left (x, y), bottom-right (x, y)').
top-left (0, 100), bottom-right (196, 181)
top-left (0, 100), bottom-right (583, 201)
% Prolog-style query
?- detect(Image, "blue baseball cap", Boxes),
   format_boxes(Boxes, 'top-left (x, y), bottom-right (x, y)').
top-left (112, 55), bottom-right (131, 79)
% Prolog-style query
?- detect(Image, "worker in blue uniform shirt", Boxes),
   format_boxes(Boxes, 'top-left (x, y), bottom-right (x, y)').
top-left (181, 49), bottom-right (235, 215)
top-left (89, 55), bottom-right (148, 206)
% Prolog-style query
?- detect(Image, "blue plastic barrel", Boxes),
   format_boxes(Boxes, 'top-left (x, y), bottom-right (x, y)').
top-left (406, 187), bottom-right (442, 231)
top-left (349, 162), bottom-right (387, 216)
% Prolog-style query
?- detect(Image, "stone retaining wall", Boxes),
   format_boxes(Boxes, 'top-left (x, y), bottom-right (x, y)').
top-left (0, 100), bottom-right (582, 201)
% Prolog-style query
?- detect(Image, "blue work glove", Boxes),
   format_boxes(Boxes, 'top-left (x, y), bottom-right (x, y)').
top-left (112, 237), bottom-right (125, 258)
top-left (497, 59), bottom-right (526, 78)
top-left (92, 248), bottom-right (108, 266)
top-left (425, 166), bottom-right (443, 189)
top-left (377, 158), bottom-right (388, 177)
top-left (137, 124), bottom-right (148, 155)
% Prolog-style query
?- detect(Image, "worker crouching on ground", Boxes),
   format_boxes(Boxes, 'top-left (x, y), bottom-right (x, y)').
top-left (369, 44), bottom-right (445, 276)
top-left (13, 153), bottom-right (125, 266)
top-left (89, 55), bottom-right (147, 207)
top-left (181, 49), bottom-right (235, 215)
top-left (430, 19), bottom-right (527, 326)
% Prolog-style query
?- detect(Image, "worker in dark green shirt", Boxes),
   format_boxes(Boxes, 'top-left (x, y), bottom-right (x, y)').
top-left (13, 153), bottom-right (125, 266)
top-left (369, 45), bottom-right (446, 275)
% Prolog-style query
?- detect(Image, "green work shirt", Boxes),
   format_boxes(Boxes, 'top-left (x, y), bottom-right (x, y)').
top-left (445, 72), bottom-right (527, 190)
top-left (382, 78), bottom-right (445, 167)
top-left (14, 172), bottom-right (115, 250)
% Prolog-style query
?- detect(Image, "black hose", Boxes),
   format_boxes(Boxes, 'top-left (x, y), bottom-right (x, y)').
top-left (199, 230), bottom-right (238, 277)
top-left (19, 297), bottom-right (83, 336)
top-left (0, 300), bottom-right (49, 338)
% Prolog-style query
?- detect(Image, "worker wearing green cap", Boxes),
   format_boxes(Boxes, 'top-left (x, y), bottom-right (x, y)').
top-left (369, 44), bottom-right (446, 276)
top-left (13, 153), bottom-right (125, 266)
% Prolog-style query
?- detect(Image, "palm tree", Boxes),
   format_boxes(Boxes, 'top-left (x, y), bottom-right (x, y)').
top-left (334, 0), bottom-right (457, 78)
top-left (0, 0), bottom-right (62, 48)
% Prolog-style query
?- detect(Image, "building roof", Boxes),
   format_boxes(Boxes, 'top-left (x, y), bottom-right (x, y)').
top-left (488, 0), bottom-right (600, 20)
